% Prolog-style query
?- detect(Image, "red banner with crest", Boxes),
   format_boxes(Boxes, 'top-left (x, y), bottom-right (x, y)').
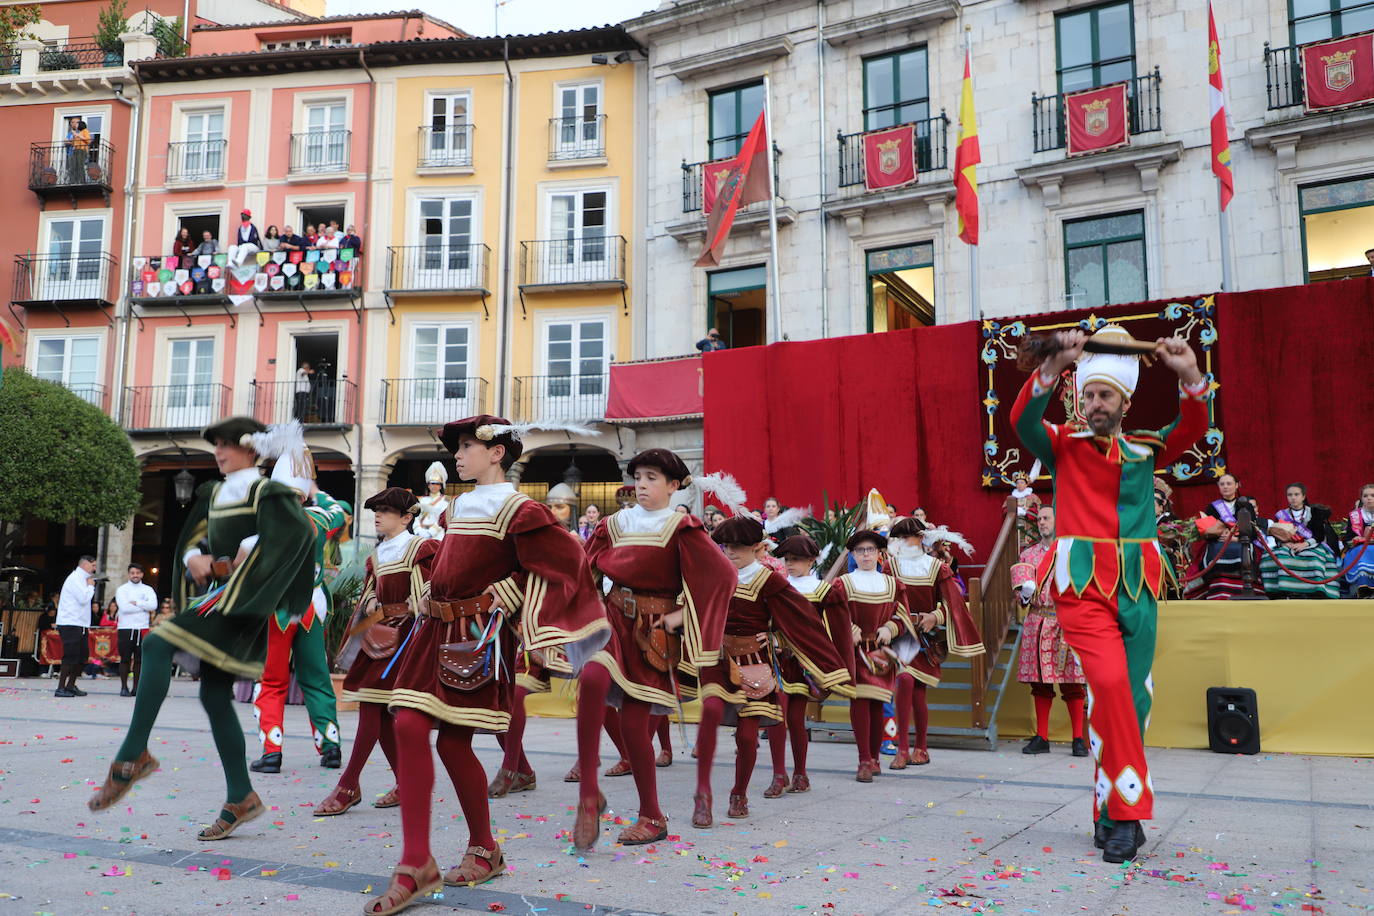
top-left (1302, 32), bottom-right (1374, 112)
top-left (862, 124), bottom-right (918, 191)
top-left (1065, 82), bottom-right (1129, 156)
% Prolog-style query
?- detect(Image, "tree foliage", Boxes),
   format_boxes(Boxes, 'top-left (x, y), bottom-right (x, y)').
top-left (0, 5), bottom-right (41, 49)
top-left (95, 0), bottom-right (129, 53)
top-left (0, 368), bottom-right (140, 534)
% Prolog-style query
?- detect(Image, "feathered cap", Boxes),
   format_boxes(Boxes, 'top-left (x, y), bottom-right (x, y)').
top-left (627, 448), bottom-right (692, 485)
top-left (694, 471), bottom-right (749, 516)
top-left (1076, 325), bottom-right (1140, 398)
top-left (846, 528), bottom-right (888, 551)
top-left (245, 420), bottom-right (313, 497)
top-left (774, 533), bottom-right (820, 560)
top-left (440, 415), bottom-right (598, 462)
top-left (890, 516), bottom-right (927, 540)
top-left (864, 487), bottom-right (892, 530)
top-left (271, 446), bottom-right (315, 498)
top-left (202, 415), bottom-right (266, 449)
top-left (764, 505), bottom-right (811, 534)
top-left (712, 514), bottom-right (766, 546)
top-left (922, 525), bottom-right (975, 557)
top-left (364, 486), bottom-right (419, 515)
top-left (424, 461), bottom-right (449, 486)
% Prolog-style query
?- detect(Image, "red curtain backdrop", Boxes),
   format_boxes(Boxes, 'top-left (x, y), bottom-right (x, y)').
top-left (702, 279), bottom-right (1374, 560)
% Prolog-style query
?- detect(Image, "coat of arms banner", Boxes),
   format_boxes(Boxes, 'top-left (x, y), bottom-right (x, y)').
top-left (1302, 31), bottom-right (1374, 113)
top-left (862, 123), bottom-right (918, 191)
top-left (1065, 82), bottom-right (1129, 156)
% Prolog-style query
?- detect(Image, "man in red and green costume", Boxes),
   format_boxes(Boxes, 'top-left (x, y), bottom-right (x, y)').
top-left (250, 447), bottom-right (349, 773)
top-left (1012, 325), bottom-right (1207, 863)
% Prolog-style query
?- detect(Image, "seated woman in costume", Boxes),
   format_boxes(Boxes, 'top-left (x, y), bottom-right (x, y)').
top-left (1344, 484), bottom-right (1374, 598)
top-left (1260, 483), bottom-right (1340, 599)
top-left (1185, 473), bottom-right (1265, 600)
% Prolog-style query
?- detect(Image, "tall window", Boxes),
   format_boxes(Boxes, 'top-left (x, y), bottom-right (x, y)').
top-left (42, 215), bottom-right (105, 300)
top-left (414, 196), bottom-right (477, 288)
top-left (867, 243), bottom-right (935, 332)
top-left (424, 93), bottom-right (470, 167)
top-left (863, 48), bottom-right (929, 130)
top-left (410, 323), bottom-right (472, 421)
top-left (1291, 0), bottom-right (1374, 43)
top-left (166, 337), bottom-right (215, 429)
top-left (1056, 1), bottom-right (1135, 93)
top-left (1300, 174), bottom-right (1374, 281)
top-left (707, 264), bottom-right (767, 348)
top-left (302, 102), bottom-right (347, 170)
top-left (1063, 211), bottom-right (1147, 309)
top-left (34, 335), bottom-right (100, 403)
top-left (554, 82), bottom-right (602, 160)
top-left (181, 109), bottom-right (225, 180)
top-left (543, 319), bottom-right (607, 413)
top-left (708, 82), bottom-right (764, 160)
top-left (542, 190), bottom-right (609, 282)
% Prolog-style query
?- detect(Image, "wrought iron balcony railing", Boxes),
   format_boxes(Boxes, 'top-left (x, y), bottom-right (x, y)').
top-left (167, 139), bottom-right (227, 182)
top-left (512, 373), bottom-right (608, 423)
top-left (379, 377), bottom-right (489, 425)
top-left (251, 377), bottom-right (357, 426)
top-left (61, 381), bottom-right (107, 410)
top-left (386, 244), bottom-right (490, 293)
top-left (1031, 68), bottom-right (1162, 154)
top-left (28, 140), bottom-right (115, 194)
top-left (124, 384), bottom-right (233, 432)
top-left (549, 114), bottom-right (607, 161)
top-left (836, 112), bottom-right (949, 188)
top-left (1263, 43), bottom-right (1306, 110)
top-left (289, 129), bottom-right (350, 174)
top-left (12, 252), bottom-right (116, 306)
top-left (418, 124), bottom-right (474, 168)
top-left (38, 38), bottom-right (114, 72)
top-left (681, 144), bottom-right (781, 213)
top-left (518, 236), bottom-right (626, 287)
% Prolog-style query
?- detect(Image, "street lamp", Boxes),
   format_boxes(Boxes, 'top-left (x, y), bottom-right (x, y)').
top-left (174, 468), bottom-right (195, 507)
top-left (563, 446), bottom-right (582, 489)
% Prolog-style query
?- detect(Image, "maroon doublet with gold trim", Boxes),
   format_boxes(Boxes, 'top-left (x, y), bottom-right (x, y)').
top-left (826, 573), bottom-right (914, 702)
top-left (891, 556), bottom-right (984, 686)
top-left (342, 535), bottom-right (438, 705)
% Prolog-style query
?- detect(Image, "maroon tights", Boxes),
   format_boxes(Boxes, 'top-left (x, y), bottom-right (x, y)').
top-left (695, 696), bottom-right (725, 796)
top-left (894, 674), bottom-right (929, 755)
top-left (338, 701), bottom-right (398, 792)
top-left (575, 662), bottom-right (663, 820)
top-left (766, 693), bottom-right (810, 775)
top-left (848, 698), bottom-right (885, 764)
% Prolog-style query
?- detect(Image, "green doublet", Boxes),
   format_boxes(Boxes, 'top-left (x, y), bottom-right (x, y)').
top-left (161, 478), bottom-right (315, 677)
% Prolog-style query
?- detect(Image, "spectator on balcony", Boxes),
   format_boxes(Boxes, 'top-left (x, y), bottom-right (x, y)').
top-left (316, 224), bottom-right (340, 250)
top-left (65, 117), bottom-right (91, 184)
top-left (277, 226), bottom-right (307, 252)
top-left (171, 226), bottom-right (194, 259)
top-left (340, 224), bottom-right (362, 254)
top-left (227, 209), bottom-right (261, 268)
top-left (304, 224), bottom-right (320, 248)
top-left (696, 327), bottom-right (727, 352)
top-left (191, 230), bottom-right (219, 258)
top-left (262, 225), bottom-right (281, 253)
top-left (293, 361), bottom-right (315, 421)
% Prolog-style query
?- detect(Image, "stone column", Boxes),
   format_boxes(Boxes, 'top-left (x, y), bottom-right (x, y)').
top-left (15, 39), bottom-right (42, 77)
top-left (120, 32), bottom-right (158, 66)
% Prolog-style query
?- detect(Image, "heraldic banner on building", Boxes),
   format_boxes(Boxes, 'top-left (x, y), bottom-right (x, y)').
top-left (1065, 82), bottom-right (1129, 156)
top-left (863, 123), bottom-right (918, 191)
top-left (1302, 31), bottom-right (1374, 112)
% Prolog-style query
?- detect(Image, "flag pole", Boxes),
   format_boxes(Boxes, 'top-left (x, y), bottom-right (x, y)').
top-left (964, 28), bottom-right (980, 320)
top-left (763, 72), bottom-right (784, 343)
top-left (1218, 189), bottom-right (1233, 292)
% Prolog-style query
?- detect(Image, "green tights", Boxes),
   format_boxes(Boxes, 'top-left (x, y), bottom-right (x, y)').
top-left (116, 633), bottom-right (254, 804)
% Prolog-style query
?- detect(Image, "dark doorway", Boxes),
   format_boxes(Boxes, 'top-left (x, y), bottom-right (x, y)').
top-left (707, 264), bottom-right (767, 349)
top-left (291, 332), bottom-right (341, 424)
top-left (178, 213), bottom-right (222, 246)
top-left (299, 205), bottom-right (347, 236)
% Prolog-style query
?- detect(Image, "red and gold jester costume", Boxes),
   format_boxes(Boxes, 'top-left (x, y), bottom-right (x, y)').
top-left (1011, 327), bottom-right (1208, 831)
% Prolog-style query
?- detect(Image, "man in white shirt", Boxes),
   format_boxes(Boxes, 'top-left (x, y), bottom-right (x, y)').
top-left (54, 556), bottom-right (96, 697)
top-left (114, 563), bottom-right (158, 698)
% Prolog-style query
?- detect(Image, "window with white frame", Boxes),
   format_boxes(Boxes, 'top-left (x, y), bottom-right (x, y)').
top-left (176, 109), bottom-right (225, 181)
top-left (423, 93), bottom-right (471, 167)
top-left (34, 334), bottom-right (101, 404)
top-left (553, 82), bottom-right (603, 160)
top-left (408, 323), bottom-right (474, 422)
top-left (541, 317), bottom-right (607, 408)
top-left (541, 189), bottom-right (609, 283)
top-left (296, 102), bottom-right (348, 172)
top-left (165, 337), bottom-right (216, 429)
top-left (412, 196), bottom-right (478, 288)
top-left (40, 215), bottom-right (107, 300)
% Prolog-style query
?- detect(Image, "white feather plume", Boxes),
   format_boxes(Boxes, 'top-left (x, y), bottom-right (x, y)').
top-left (817, 543), bottom-right (835, 567)
top-left (694, 471), bottom-right (749, 515)
top-left (246, 420), bottom-right (305, 460)
top-left (764, 505), bottom-right (811, 534)
top-left (484, 420), bottom-right (599, 441)
top-left (922, 525), bottom-right (976, 557)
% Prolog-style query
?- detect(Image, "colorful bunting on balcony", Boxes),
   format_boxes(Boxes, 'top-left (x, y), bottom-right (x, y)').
top-left (1065, 82), bottom-right (1129, 156)
top-left (1301, 31), bottom-right (1374, 113)
top-left (862, 123), bottom-right (917, 191)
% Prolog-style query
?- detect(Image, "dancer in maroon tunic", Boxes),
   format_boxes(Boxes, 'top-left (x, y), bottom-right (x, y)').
top-left (316, 487), bottom-right (438, 816)
top-left (366, 416), bottom-right (607, 916)
top-left (576, 450), bottom-right (734, 849)
top-left (696, 516), bottom-right (850, 822)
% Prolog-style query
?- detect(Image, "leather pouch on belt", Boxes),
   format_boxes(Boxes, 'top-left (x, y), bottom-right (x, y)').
top-left (362, 619), bottom-right (403, 661)
top-left (634, 618), bottom-right (681, 673)
top-left (723, 633), bottom-right (776, 700)
top-left (438, 640), bottom-right (494, 692)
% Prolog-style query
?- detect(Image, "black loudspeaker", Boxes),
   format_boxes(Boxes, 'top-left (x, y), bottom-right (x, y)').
top-left (1207, 687), bottom-right (1260, 754)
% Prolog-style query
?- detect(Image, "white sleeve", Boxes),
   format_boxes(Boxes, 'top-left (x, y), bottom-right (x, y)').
top-left (239, 534), bottom-right (261, 553)
top-left (183, 547), bottom-right (203, 565)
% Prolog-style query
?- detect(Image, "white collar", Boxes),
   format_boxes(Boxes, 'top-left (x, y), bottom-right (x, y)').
top-left (736, 561), bottom-right (763, 584)
top-left (215, 466), bottom-right (261, 505)
top-left (847, 568), bottom-right (887, 592)
top-left (453, 482), bottom-right (516, 518)
top-left (616, 503), bottom-right (676, 534)
top-left (1011, 486), bottom-right (1034, 499)
top-left (788, 573), bottom-right (821, 592)
top-left (895, 553), bottom-right (937, 577)
top-left (375, 530), bottom-right (416, 565)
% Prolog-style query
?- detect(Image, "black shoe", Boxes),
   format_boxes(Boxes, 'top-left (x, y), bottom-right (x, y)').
top-left (1099, 821), bottom-right (1146, 861)
top-left (319, 746), bottom-right (341, 769)
top-left (1021, 735), bottom-right (1051, 755)
top-left (250, 752), bottom-right (282, 773)
top-left (69, 686), bottom-right (88, 697)
top-left (54, 687), bottom-right (75, 697)
top-left (120, 687), bottom-right (132, 697)
top-left (1071, 737), bottom-right (1089, 757)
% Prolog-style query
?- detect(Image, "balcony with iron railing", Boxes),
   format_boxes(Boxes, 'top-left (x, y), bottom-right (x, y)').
top-left (379, 377), bottom-right (489, 425)
top-left (549, 114), bottom-right (607, 162)
top-left (518, 235), bottom-right (626, 290)
top-left (12, 252), bottom-right (116, 309)
top-left (681, 144), bottom-right (781, 213)
top-left (512, 373), bottom-right (608, 423)
top-left (251, 378), bottom-right (357, 427)
top-left (166, 139), bottom-right (228, 183)
top-left (124, 384), bottom-right (233, 433)
top-left (38, 38), bottom-right (115, 72)
top-left (386, 244), bottom-right (490, 294)
top-left (126, 254), bottom-right (232, 305)
top-left (417, 124), bottom-right (474, 169)
top-left (1031, 68), bottom-right (1162, 154)
top-left (28, 140), bottom-right (115, 203)
top-left (288, 129), bottom-right (350, 175)
top-left (836, 112), bottom-right (950, 190)
top-left (1264, 43), bottom-right (1306, 110)
top-left (60, 381), bottom-right (108, 410)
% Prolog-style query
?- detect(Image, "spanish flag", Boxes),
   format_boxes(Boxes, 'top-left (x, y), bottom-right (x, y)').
top-left (955, 43), bottom-right (981, 245)
top-left (1208, 2), bottom-right (1234, 210)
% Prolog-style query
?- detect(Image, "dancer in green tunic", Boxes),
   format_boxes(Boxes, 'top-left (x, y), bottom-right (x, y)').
top-left (88, 416), bottom-right (315, 841)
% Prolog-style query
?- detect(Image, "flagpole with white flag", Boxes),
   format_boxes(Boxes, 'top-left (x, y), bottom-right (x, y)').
top-left (763, 72), bottom-right (784, 343)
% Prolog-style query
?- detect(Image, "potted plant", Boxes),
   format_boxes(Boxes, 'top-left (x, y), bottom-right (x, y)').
top-left (94, 0), bottom-right (127, 67)
top-left (38, 47), bottom-right (77, 71)
top-left (799, 493), bottom-right (863, 578)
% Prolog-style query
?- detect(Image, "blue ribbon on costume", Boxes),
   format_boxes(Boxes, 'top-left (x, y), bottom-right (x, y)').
top-left (381, 616), bottom-right (423, 679)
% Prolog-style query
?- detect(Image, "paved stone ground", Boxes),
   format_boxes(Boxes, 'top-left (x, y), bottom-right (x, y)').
top-left (0, 676), bottom-right (1369, 915)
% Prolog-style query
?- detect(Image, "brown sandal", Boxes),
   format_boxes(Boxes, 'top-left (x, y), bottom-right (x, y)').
top-left (572, 792), bottom-right (607, 852)
top-left (911, 749), bottom-right (931, 765)
top-left (365, 858), bottom-right (441, 915)
top-left (563, 761), bottom-right (581, 783)
top-left (691, 791), bottom-right (712, 828)
top-left (314, 785), bottom-right (361, 816)
top-left (655, 748), bottom-right (673, 768)
top-left (603, 759), bottom-right (633, 777)
top-left (727, 793), bottom-right (749, 819)
top-left (487, 768), bottom-right (536, 798)
top-left (762, 773), bottom-right (788, 798)
top-left (787, 773), bottom-right (811, 793)
top-left (373, 786), bottom-right (400, 808)
top-left (617, 814), bottom-right (668, 845)
top-left (890, 751), bottom-right (910, 770)
top-left (88, 750), bottom-right (159, 812)
top-left (443, 844), bottom-right (505, 887)
top-left (856, 761), bottom-right (875, 783)
top-left (197, 791), bottom-right (265, 841)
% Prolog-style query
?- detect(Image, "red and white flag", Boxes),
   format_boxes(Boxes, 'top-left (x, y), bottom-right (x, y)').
top-left (695, 111), bottom-right (769, 267)
top-left (1208, 2), bottom-right (1234, 210)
